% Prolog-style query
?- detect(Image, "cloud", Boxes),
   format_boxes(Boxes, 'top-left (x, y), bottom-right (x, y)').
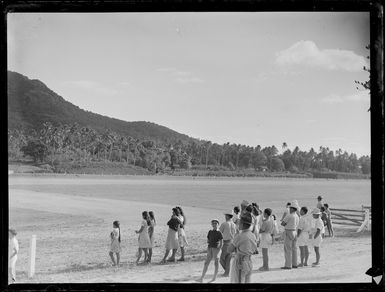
top-left (175, 77), bottom-right (204, 84)
top-left (321, 91), bottom-right (369, 104)
top-left (63, 80), bottom-right (119, 95)
top-left (156, 67), bottom-right (204, 84)
top-left (276, 40), bottom-right (368, 72)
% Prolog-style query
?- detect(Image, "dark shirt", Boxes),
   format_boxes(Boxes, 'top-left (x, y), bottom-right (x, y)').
top-left (207, 229), bottom-right (223, 248)
top-left (167, 217), bottom-right (181, 231)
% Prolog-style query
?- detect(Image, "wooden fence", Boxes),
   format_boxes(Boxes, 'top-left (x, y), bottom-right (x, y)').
top-left (330, 205), bottom-right (371, 232)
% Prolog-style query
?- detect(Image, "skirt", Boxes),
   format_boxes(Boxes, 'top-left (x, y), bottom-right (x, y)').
top-left (165, 228), bottom-right (179, 250)
top-left (138, 231), bottom-right (152, 249)
top-left (178, 228), bottom-right (188, 247)
top-left (259, 233), bottom-right (272, 249)
top-left (297, 231), bottom-right (309, 247)
top-left (110, 239), bottom-right (121, 253)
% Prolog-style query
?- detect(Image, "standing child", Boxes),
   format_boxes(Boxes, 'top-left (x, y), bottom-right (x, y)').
top-left (219, 212), bottom-right (237, 277)
top-left (228, 212), bottom-right (258, 283)
top-left (320, 206), bottom-right (328, 239)
top-left (8, 229), bottom-right (19, 283)
top-left (297, 207), bottom-right (311, 267)
top-left (148, 211), bottom-right (156, 263)
top-left (258, 208), bottom-right (274, 271)
top-left (198, 219), bottom-right (223, 283)
top-left (271, 214), bottom-right (280, 241)
top-left (109, 221), bottom-right (121, 267)
top-left (176, 206), bottom-right (188, 261)
top-left (323, 203), bottom-right (334, 237)
top-left (233, 206), bottom-right (241, 231)
top-left (135, 211), bottom-right (152, 265)
top-left (310, 208), bottom-right (325, 266)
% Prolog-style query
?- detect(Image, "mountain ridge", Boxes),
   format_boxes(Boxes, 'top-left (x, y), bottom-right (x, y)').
top-left (7, 71), bottom-right (195, 144)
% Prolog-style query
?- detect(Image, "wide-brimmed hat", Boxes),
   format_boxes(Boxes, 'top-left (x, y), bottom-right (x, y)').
top-left (240, 212), bottom-right (252, 225)
top-left (224, 211), bottom-right (233, 217)
top-left (241, 200), bottom-right (249, 206)
top-left (211, 219), bottom-right (219, 224)
top-left (290, 200), bottom-right (300, 210)
top-left (311, 208), bottom-right (321, 215)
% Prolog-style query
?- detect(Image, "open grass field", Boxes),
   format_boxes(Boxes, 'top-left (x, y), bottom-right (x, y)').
top-left (8, 174), bottom-right (371, 283)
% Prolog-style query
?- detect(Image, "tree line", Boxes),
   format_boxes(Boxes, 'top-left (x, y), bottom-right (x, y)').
top-left (8, 122), bottom-right (371, 175)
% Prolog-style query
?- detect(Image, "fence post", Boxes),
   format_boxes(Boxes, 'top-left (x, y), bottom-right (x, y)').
top-left (356, 209), bottom-right (370, 233)
top-left (28, 235), bottom-right (36, 278)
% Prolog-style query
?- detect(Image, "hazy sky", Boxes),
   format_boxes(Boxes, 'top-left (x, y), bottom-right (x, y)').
top-left (7, 12), bottom-right (370, 156)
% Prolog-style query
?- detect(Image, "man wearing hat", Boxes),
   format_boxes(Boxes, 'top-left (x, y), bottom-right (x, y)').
top-left (310, 208), bottom-right (325, 266)
top-left (228, 212), bottom-right (258, 283)
top-left (281, 200), bottom-right (300, 269)
top-left (219, 211), bottom-right (237, 277)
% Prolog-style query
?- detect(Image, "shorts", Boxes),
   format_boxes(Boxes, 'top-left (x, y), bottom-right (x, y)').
top-left (259, 233), bottom-right (272, 249)
top-left (206, 247), bottom-right (221, 261)
top-left (311, 235), bottom-right (323, 247)
top-left (297, 231), bottom-right (309, 247)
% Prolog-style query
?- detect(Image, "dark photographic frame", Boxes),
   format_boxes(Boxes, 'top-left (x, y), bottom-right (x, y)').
top-left (1, 0), bottom-right (383, 291)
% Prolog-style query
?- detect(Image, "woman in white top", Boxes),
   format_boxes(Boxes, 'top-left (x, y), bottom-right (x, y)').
top-left (297, 207), bottom-right (312, 267)
top-left (109, 221), bottom-right (121, 266)
top-left (148, 211), bottom-right (156, 263)
top-left (135, 211), bottom-right (152, 265)
top-left (9, 229), bottom-right (19, 283)
top-left (176, 206), bottom-right (188, 261)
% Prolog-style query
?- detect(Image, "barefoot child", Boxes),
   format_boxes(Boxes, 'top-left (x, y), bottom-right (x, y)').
top-left (297, 207), bottom-right (311, 267)
top-left (323, 203), bottom-right (334, 237)
top-left (228, 212), bottom-right (258, 283)
top-left (258, 208), bottom-right (274, 271)
top-left (198, 219), bottom-right (223, 283)
top-left (148, 211), bottom-right (156, 263)
top-left (310, 208), bottom-right (325, 266)
top-left (135, 211), bottom-right (152, 265)
top-left (109, 221), bottom-right (121, 266)
top-left (8, 229), bottom-right (19, 283)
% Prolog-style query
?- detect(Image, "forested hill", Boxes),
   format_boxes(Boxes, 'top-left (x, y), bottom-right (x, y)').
top-left (7, 71), bottom-right (193, 144)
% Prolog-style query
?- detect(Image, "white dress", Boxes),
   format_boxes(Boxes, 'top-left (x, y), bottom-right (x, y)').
top-left (110, 227), bottom-right (121, 253)
top-left (177, 215), bottom-right (188, 247)
top-left (138, 220), bottom-right (152, 248)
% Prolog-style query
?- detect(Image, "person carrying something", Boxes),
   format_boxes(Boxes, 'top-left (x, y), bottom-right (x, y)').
top-left (228, 212), bottom-right (258, 283)
top-left (258, 208), bottom-right (274, 271)
top-left (198, 219), bottom-right (223, 283)
top-left (160, 207), bottom-right (181, 264)
top-left (281, 200), bottom-right (300, 269)
top-left (219, 211), bottom-right (237, 277)
top-left (297, 207), bottom-right (312, 267)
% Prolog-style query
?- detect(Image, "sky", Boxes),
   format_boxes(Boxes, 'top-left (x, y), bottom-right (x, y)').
top-left (7, 12), bottom-right (371, 156)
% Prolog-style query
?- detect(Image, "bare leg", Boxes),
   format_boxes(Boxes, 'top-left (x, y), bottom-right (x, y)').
top-left (313, 246), bottom-right (320, 265)
top-left (109, 251), bottom-right (116, 266)
top-left (136, 248), bottom-right (143, 264)
top-left (304, 246), bottom-right (309, 266)
top-left (161, 249), bottom-right (170, 263)
top-left (209, 258), bottom-right (219, 282)
top-left (199, 258), bottom-right (211, 282)
top-left (298, 246), bottom-right (304, 266)
top-left (116, 252), bottom-right (120, 266)
top-left (143, 248), bottom-right (149, 263)
top-left (148, 248), bottom-right (152, 263)
top-left (168, 249), bottom-right (177, 261)
top-left (178, 247), bottom-right (185, 261)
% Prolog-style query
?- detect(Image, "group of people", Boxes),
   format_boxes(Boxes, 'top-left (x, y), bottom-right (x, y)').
top-left (197, 196), bottom-right (333, 283)
top-left (9, 196), bottom-right (333, 284)
top-left (108, 206), bottom-right (188, 267)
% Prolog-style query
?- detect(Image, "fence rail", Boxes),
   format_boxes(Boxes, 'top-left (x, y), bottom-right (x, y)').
top-left (330, 206), bottom-right (371, 232)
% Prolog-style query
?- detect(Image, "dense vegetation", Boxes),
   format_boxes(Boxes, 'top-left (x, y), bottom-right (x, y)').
top-left (8, 71), bottom-right (370, 177)
top-left (8, 122), bottom-right (371, 177)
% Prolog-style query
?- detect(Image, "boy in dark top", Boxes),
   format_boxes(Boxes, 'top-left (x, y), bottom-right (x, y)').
top-left (198, 219), bottom-right (223, 283)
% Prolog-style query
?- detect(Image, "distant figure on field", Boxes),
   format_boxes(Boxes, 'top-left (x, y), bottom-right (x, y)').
top-left (228, 212), bottom-right (258, 283)
top-left (310, 208), bottom-right (325, 266)
top-left (148, 211), bottom-right (156, 263)
top-left (9, 229), bottom-right (19, 283)
top-left (281, 200), bottom-right (300, 269)
top-left (219, 211), bottom-right (237, 277)
top-left (160, 208), bottom-right (181, 264)
top-left (316, 196), bottom-right (323, 209)
top-left (198, 219), bottom-right (223, 283)
top-left (135, 211), bottom-right (152, 265)
top-left (258, 208), bottom-right (274, 271)
top-left (280, 202), bottom-right (291, 222)
top-left (323, 203), bottom-right (334, 237)
top-left (297, 207), bottom-right (312, 267)
top-left (233, 206), bottom-right (241, 230)
top-left (109, 221), bottom-right (121, 267)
